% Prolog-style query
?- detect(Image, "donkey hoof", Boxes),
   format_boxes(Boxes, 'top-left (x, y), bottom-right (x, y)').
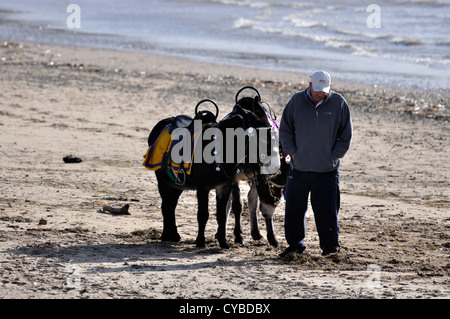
top-left (268, 236), bottom-right (279, 248)
top-left (234, 237), bottom-right (244, 245)
top-left (218, 239), bottom-right (230, 249)
top-left (269, 239), bottom-right (279, 248)
top-left (196, 236), bottom-right (206, 248)
top-left (161, 232), bottom-right (181, 242)
top-left (251, 231), bottom-right (263, 241)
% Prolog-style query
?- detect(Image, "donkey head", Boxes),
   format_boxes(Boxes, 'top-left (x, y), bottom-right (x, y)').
top-left (255, 143), bottom-right (290, 206)
top-left (234, 95), bottom-right (270, 129)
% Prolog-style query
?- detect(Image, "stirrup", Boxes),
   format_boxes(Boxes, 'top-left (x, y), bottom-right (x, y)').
top-left (174, 168), bottom-right (186, 186)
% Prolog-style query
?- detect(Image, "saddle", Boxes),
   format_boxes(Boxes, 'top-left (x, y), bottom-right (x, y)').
top-left (143, 100), bottom-right (219, 185)
top-left (169, 115), bottom-right (192, 133)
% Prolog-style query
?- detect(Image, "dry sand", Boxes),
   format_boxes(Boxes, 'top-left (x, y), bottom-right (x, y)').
top-left (0, 41), bottom-right (448, 299)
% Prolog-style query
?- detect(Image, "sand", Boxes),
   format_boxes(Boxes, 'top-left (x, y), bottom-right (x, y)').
top-left (0, 41), bottom-right (448, 299)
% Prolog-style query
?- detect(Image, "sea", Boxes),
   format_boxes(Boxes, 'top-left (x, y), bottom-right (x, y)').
top-left (0, 0), bottom-right (449, 90)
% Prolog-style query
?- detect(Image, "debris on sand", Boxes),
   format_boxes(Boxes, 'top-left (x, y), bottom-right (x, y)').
top-left (97, 204), bottom-right (130, 215)
top-left (63, 155), bottom-right (83, 163)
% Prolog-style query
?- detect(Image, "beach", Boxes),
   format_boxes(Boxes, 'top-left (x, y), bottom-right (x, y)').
top-left (0, 41), bottom-right (449, 300)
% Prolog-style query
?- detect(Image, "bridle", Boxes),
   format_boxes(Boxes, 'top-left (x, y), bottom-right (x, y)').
top-left (255, 151), bottom-right (289, 205)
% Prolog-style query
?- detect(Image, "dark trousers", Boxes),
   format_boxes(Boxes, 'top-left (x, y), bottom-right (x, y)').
top-left (284, 167), bottom-right (340, 250)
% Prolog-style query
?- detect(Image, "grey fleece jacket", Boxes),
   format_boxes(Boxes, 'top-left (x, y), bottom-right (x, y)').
top-left (279, 88), bottom-right (352, 172)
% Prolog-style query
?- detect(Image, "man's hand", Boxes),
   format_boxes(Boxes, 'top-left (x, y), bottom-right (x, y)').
top-left (291, 153), bottom-right (295, 161)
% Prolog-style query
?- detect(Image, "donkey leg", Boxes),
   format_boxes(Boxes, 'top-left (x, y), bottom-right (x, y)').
top-left (264, 217), bottom-right (278, 248)
top-left (196, 187), bottom-right (210, 248)
top-left (248, 181), bottom-right (263, 241)
top-left (216, 184), bottom-right (232, 249)
top-left (231, 184), bottom-right (244, 245)
top-left (216, 187), bottom-right (232, 240)
top-left (260, 203), bottom-right (279, 247)
top-left (157, 180), bottom-right (183, 242)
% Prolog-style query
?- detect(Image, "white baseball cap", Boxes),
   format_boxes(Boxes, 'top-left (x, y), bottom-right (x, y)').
top-left (311, 71), bottom-right (331, 93)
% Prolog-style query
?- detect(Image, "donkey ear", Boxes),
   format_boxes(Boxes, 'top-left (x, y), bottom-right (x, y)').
top-left (234, 104), bottom-right (244, 113)
top-left (249, 96), bottom-right (260, 112)
top-left (253, 97), bottom-right (265, 115)
top-left (254, 95), bottom-right (264, 112)
top-left (233, 104), bottom-right (248, 117)
top-left (252, 100), bottom-right (270, 126)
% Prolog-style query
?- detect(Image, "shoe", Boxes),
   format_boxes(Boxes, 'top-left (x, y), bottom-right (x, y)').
top-left (277, 244), bottom-right (305, 260)
top-left (322, 246), bottom-right (340, 256)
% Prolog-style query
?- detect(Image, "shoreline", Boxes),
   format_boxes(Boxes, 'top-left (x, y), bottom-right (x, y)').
top-left (3, 36), bottom-right (450, 92)
top-left (2, 40), bottom-right (449, 121)
top-left (0, 40), bottom-right (449, 299)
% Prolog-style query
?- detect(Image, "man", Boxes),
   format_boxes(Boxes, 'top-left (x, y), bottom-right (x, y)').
top-left (278, 70), bottom-right (352, 258)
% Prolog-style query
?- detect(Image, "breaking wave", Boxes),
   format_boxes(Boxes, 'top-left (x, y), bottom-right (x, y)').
top-left (391, 37), bottom-right (425, 46)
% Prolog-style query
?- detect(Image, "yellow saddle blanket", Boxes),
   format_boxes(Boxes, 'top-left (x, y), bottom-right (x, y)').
top-left (142, 123), bottom-right (203, 175)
